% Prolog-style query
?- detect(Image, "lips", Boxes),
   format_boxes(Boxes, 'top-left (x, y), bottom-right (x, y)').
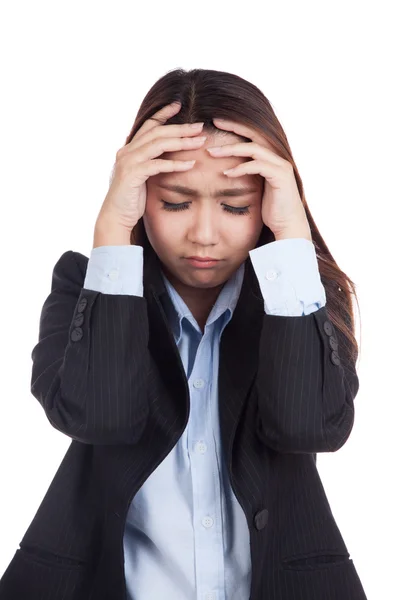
top-left (185, 257), bottom-right (220, 268)
top-left (186, 257), bottom-right (219, 262)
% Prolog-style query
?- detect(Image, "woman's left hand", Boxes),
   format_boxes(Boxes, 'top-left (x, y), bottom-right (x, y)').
top-left (207, 118), bottom-right (312, 241)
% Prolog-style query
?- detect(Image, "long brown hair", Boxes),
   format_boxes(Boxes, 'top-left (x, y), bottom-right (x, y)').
top-left (123, 68), bottom-right (360, 370)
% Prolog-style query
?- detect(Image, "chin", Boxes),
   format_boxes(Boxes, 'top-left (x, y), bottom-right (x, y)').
top-left (188, 266), bottom-right (236, 287)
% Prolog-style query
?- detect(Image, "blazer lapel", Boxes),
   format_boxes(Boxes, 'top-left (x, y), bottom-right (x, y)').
top-left (143, 245), bottom-right (190, 418)
top-left (218, 257), bottom-right (265, 456)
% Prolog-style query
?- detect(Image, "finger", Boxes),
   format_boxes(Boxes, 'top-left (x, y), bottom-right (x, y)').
top-left (126, 135), bottom-right (207, 165)
top-left (222, 160), bottom-right (276, 183)
top-left (123, 121), bottom-right (205, 155)
top-left (207, 142), bottom-right (285, 167)
top-left (136, 158), bottom-right (197, 180)
top-left (134, 101), bottom-right (182, 142)
top-left (212, 118), bottom-right (268, 147)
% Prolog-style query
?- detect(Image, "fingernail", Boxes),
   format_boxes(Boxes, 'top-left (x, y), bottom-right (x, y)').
top-left (190, 122), bottom-right (204, 128)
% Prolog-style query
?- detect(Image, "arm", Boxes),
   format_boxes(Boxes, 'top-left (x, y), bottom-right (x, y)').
top-left (30, 224), bottom-right (150, 445)
top-left (249, 238), bottom-right (358, 454)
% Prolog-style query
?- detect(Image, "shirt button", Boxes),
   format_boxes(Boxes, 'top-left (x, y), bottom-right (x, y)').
top-left (195, 441), bottom-right (207, 454)
top-left (193, 378), bottom-right (205, 389)
top-left (202, 516), bottom-right (214, 528)
top-left (265, 269), bottom-right (278, 281)
top-left (108, 269), bottom-right (119, 281)
top-left (204, 593), bottom-right (216, 600)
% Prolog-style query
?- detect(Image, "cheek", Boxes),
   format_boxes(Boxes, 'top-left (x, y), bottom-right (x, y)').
top-left (223, 215), bottom-right (263, 246)
top-left (143, 206), bottom-right (183, 248)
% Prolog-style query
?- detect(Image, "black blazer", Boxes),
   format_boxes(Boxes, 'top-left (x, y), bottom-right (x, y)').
top-left (0, 242), bottom-right (368, 600)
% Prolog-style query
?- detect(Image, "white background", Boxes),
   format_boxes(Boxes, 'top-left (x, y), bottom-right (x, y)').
top-left (1, 1), bottom-right (399, 598)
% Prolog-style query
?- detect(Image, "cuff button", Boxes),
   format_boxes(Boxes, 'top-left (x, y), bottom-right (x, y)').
top-left (71, 327), bottom-right (83, 342)
top-left (323, 320), bottom-right (333, 336)
top-left (330, 350), bottom-right (341, 366)
top-left (265, 270), bottom-right (278, 281)
top-left (77, 297), bottom-right (88, 312)
top-left (329, 336), bottom-right (338, 351)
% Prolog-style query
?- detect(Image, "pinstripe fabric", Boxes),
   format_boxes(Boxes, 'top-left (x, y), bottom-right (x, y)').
top-left (0, 239), bottom-right (368, 600)
top-left (82, 239), bottom-right (322, 600)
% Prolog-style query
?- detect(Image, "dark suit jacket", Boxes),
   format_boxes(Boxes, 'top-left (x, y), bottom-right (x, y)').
top-left (0, 241), bottom-right (368, 600)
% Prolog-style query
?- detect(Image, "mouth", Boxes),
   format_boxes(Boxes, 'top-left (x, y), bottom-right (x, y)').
top-left (185, 257), bottom-right (220, 268)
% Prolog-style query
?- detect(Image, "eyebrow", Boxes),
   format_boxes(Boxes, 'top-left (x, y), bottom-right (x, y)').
top-left (156, 182), bottom-right (259, 199)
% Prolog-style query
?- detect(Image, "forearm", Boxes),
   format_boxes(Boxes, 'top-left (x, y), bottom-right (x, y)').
top-left (93, 212), bottom-right (136, 248)
top-left (274, 226), bottom-right (312, 242)
top-left (31, 244), bottom-right (149, 444)
top-left (249, 236), bottom-right (357, 454)
top-left (255, 306), bottom-right (357, 453)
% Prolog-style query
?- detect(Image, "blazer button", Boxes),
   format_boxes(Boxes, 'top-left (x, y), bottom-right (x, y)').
top-left (71, 327), bottom-right (83, 342)
top-left (329, 336), bottom-right (338, 351)
top-left (73, 313), bottom-right (84, 327)
top-left (77, 297), bottom-right (88, 313)
top-left (323, 320), bottom-right (333, 336)
top-left (330, 350), bottom-right (341, 366)
top-left (254, 509), bottom-right (269, 531)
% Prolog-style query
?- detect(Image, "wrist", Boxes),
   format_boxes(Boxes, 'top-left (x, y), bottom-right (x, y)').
top-left (274, 226), bottom-right (312, 242)
top-left (93, 218), bottom-right (133, 248)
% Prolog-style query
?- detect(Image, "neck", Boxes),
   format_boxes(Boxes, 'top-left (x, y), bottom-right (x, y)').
top-left (162, 268), bottom-right (225, 333)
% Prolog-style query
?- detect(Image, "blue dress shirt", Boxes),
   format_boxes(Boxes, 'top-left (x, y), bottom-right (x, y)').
top-left (83, 238), bottom-right (326, 600)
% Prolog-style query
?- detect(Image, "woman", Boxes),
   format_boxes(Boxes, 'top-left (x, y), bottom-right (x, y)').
top-left (0, 68), bottom-right (368, 599)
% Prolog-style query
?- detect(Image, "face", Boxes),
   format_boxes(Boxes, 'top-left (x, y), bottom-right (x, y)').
top-left (143, 131), bottom-right (264, 299)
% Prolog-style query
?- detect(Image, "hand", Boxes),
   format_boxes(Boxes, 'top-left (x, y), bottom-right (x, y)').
top-left (206, 118), bottom-right (312, 241)
top-left (96, 101), bottom-right (207, 232)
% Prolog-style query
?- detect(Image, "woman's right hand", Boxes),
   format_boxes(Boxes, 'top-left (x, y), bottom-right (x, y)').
top-left (96, 101), bottom-right (207, 232)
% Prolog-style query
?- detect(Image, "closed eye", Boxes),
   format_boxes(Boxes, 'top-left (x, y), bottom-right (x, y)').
top-left (160, 200), bottom-right (250, 215)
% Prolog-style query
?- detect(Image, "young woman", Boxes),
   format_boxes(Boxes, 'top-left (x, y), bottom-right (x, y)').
top-left (0, 68), bottom-right (368, 600)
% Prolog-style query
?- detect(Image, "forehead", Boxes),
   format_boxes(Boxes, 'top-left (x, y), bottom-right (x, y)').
top-left (153, 130), bottom-right (264, 189)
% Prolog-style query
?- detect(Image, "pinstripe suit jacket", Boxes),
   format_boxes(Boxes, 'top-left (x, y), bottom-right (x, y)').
top-left (0, 241), bottom-right (368, 600)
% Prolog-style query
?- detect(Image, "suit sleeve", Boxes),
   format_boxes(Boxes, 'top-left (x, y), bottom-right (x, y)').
top-left (249, 238), bottom-right (359, 454)
top-left (30, 246), bottom-right (150, 445)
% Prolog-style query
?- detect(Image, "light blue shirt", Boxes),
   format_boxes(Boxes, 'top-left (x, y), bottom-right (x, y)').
top-left (83, 238), bottom-right (326, 600)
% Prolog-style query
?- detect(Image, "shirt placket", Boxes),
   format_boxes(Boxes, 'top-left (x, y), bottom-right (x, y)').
top-left (188, 327), bottom-right (225, 600)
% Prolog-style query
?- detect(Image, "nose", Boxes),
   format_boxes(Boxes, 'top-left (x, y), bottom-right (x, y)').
top-left (187, 203), bottom-right (219, 246)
